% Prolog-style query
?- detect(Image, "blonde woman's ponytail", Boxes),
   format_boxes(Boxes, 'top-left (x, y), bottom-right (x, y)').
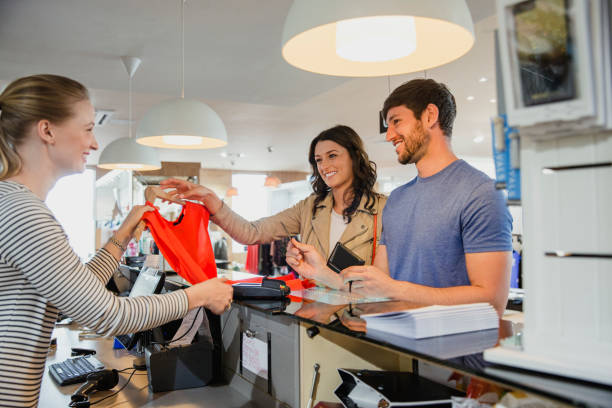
top-left (0, 123), bottom-right (22, 180)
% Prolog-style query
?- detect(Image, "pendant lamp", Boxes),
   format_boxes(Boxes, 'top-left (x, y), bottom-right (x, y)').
top-left (98, 57), bottom-right (161, 170)
top-left (281, 0), bottom-right (475, 77)
top-left (264, 175), bottom-right (281, 188)
top-left (136, 0), bottom-right (228, 149)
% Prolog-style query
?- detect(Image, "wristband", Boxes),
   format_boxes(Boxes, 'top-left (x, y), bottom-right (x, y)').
top-left (109, 236), bottom-right (127, 252)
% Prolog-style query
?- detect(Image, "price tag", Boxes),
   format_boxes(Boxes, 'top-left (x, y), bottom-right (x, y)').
top-left (242, 333), bottom-right (268, 379)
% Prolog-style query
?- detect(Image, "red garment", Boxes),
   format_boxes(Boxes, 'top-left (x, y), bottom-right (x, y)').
top-left (141, 201), bottom-right (217, 284)
top-left (245, 244), bottom-right (259, 274)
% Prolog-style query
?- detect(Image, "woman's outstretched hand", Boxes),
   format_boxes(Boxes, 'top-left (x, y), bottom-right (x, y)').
top-left (144, 186), bottom-right (186, 205)
top-left (159, 178), bottom-right (223, 215)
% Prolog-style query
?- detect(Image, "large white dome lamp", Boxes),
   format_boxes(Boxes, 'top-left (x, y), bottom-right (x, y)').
top-left (98, 56), bottom-right (162, 171)
top-left (136, 0), bottom-right (227, 149)
top-left (281, 0), bottom-right (475, 77)
top-left (136, 98), bottom-right (227, 149)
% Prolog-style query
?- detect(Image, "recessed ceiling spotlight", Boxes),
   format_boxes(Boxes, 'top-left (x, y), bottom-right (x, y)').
top-left (220, 152), bottom-right (228, 158)
top-left (473, 135), bottom-right (485, 143)
top-left (238, 153), bottom-right (246, 158)
top-left (479, 77), bottom-right (488, 82)
top-left (466, 96), bottom-right (475, 101)
top-left (489, 98), bottom-right (497, 103)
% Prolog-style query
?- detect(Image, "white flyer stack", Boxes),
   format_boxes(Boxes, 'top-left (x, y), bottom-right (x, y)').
top-left (362, 303), bottom-right (499, 339)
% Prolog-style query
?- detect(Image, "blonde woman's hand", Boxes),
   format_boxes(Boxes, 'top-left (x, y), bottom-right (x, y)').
top-left (115, 204), bottom-right (155, 243)
top-left (159, 178), bottom-right (223, 215)
top-left (185, 278), bottom-right (234, 315)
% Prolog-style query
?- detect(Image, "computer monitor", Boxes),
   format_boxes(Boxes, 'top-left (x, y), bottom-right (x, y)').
top-left (105, 265), bottom-right (134, 295)
top-left (512, 0), bottom-right (575, 106)
top-left (496, 0), bottom-right (612, 137)
top-left (115, 267), bottom-right (165, 350)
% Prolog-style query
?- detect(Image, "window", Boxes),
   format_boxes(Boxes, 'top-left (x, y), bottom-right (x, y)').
top-left (46, 169), bottom-right (96, 261)
top-left (230, 174), bottom-right (269, 253)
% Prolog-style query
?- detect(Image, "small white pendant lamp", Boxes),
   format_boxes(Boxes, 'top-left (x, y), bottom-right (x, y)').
top-left (98, 57), bottom-right (162, 171)
top-left (281, 0), bottom-right (475, 77)
top-left (225, 187), bottom-right (238, 197)
top-left (136, 0), bottom-right (228, 149)
top-left (264, 175), bottom-right (281, 188)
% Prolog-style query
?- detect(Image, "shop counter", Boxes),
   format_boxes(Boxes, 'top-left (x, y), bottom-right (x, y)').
top-left (42, 273), bottom-right (612, 407)
top-left (223, 291), bottom-right (612, 407)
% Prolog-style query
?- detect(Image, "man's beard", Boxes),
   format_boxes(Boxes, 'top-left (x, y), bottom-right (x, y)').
top-left (397, 121), bottom-right (430, 165)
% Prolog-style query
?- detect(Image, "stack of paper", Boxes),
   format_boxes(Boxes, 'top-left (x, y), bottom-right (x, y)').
top-left (362, 303), bottom-right (499, 339)
top-left (366, 327), bottom-right (499, 359)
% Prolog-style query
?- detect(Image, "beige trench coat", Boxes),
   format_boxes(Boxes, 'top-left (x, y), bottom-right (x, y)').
top-left (211, 192), bottom-right (387, 265)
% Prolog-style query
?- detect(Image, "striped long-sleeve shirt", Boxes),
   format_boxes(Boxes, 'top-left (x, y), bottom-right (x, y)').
top-left (0, 180), bottom-right (189, 407)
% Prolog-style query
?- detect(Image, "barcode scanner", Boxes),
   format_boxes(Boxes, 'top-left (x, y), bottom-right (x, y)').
top-left (69, 369), bottom-right (119, 407)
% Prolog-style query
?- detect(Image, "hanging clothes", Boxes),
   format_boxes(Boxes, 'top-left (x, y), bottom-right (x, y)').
top-left (258, 243), bottom-right (273, 276)
top-left (213, 237), bottom-right (229, 261)
top-left (272, 236), bottom-right (290, 267)
top-left (245, 245), bottom-right (259, 274)
top-left (141, 201), bottom-right (217, 284)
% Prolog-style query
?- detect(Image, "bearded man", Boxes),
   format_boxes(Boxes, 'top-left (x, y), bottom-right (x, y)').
top-left (288, 79), bottom-right (513, 316)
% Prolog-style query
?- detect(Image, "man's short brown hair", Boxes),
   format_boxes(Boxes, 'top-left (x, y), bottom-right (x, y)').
top-left (382, 78), bottom-right (457, 137)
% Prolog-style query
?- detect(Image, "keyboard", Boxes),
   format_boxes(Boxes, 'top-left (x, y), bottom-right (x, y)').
top-left (49, 355), bottom-right (105, 386)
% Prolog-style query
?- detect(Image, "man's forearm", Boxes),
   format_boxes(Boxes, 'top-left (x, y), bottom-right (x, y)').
top-left (389, 281), bottom-right (507, 316)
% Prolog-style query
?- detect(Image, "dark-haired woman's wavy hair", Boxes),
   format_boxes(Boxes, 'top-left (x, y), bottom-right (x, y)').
top-left (308, 125), bottom-right (378, 222)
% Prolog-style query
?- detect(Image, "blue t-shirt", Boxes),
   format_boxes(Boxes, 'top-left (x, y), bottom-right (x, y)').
top-left (380, 160), bottom-right (512, 287)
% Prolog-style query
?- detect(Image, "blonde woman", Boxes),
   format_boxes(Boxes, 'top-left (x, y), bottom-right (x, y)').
top-left (0, 74), bottom-right (232, 407)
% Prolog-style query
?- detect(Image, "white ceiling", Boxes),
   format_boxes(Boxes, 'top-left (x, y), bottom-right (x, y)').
top-left (0, 0), bottom-right (499, 175)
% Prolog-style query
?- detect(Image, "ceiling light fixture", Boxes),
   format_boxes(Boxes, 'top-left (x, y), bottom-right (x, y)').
top-left (264, 175), bottom-right (282, 188)
top-left (466, 96), bottom-right (475, 101)
top-left (281, 0), bottom-right (474, 77)
top-left (98, 56), bottom-right (161, 171)
top-left (136, 0), bottom-right (227, 149)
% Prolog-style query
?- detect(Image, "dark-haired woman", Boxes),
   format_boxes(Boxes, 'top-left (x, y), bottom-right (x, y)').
top-left (160, 125), bottom-right (387, 289)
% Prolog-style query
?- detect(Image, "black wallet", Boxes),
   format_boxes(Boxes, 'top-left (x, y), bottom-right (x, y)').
top-left (327, 242), bottom-right (365, 273)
